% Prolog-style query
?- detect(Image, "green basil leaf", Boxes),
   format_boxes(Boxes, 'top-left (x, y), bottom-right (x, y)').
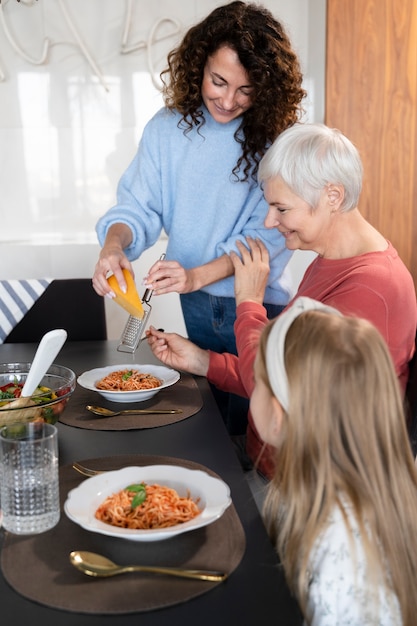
top-left (125, 483), bottom-right (147, 509)
top-left (122, 370), bottom-right (133, 381)
top-left (125, 483), bottom-right (146, 493)
top-left (131, 491), bottom-right (147, 508)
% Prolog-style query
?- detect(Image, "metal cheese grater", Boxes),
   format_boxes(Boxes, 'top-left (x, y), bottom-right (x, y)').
top-left (117, 254), bottom-right (165, 353)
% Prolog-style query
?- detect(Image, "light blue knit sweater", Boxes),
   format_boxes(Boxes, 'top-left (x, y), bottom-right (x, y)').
top-left (96, 106), bottom-right (294, 304)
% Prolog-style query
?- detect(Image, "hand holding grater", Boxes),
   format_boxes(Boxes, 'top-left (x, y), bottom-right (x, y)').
top-left (117, 254), bottom-right (165, 353)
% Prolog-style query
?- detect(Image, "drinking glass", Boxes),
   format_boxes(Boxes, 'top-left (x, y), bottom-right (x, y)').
top-left (0, 422), bottom-right (60, 534)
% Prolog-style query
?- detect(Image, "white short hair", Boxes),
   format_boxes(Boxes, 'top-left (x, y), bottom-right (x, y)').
top-left (258, 123), bottom-right (363, 211)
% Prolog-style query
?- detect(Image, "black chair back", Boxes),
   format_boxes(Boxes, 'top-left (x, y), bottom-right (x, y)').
top-left (405, 334), bottom-right (417, 457)
top-left (4, 279), bottom-right (107, 343)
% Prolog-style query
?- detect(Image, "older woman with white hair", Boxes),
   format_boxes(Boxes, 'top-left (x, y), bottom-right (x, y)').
top-left (147, 123), bottom-right (417, 478)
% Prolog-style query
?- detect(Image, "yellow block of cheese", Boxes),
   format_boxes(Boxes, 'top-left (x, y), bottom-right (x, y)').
top-left (107, 269), bottom-right (144, 319)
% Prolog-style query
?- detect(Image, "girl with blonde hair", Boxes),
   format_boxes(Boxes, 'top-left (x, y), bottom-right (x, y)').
top-left (251, 297), bottom-right (417, 625)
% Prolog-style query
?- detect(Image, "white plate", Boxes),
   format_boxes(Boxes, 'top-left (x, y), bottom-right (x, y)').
top-left (64, 465), bottom-right (231, 541)
top-left (77, 364), bottom-right (180, 403)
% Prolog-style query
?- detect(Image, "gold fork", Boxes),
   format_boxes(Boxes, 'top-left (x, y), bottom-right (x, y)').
top-left (72, 462), bottom-right (104, 477)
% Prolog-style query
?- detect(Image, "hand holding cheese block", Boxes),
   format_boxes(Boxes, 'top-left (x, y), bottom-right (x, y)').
top-left (107, 269), bottom-right (144, 319)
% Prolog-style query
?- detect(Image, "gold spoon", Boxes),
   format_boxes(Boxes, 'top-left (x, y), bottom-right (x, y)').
top-left (69, 551), bottom-right (226, 582)
top-left (86, 405), bottom-right (182, 417)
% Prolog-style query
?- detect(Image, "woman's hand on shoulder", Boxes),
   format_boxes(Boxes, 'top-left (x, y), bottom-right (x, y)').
top-left (146, 326), bottom-right (210, 376)
top-left (230, 236), bottom-right (270, 306)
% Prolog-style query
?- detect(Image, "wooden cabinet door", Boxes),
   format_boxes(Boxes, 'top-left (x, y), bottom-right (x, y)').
top-left (325, 0), bottom-right (417, 289)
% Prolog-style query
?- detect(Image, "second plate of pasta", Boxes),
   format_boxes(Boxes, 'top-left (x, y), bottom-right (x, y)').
top-left (77, 364), bottom-right (180, 403)
top-left (64, 465), bottom-right (232, 541)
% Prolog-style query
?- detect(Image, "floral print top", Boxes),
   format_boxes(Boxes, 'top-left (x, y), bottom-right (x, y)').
top-left (305, 505), bottom-right (402, 625)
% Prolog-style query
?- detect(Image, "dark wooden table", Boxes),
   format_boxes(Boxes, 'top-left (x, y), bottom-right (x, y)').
top-left (0, 340), bottom-right (302, 625)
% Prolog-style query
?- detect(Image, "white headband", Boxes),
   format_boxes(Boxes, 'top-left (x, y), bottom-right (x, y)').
top-left (266, 297), bottom-right (342, 411)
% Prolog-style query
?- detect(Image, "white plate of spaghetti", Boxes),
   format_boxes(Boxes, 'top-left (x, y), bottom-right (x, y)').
top-left (64, 465), bottom-right (232, 541)
top-left (77, 364), bottom-right (180, 403)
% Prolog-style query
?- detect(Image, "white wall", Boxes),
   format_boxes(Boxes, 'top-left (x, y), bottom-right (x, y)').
top-left (0, 0), bottom-right (324, 338)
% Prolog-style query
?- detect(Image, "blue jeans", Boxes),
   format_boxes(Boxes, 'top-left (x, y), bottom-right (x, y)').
top-left (180, 291), bottom-right (285, 436)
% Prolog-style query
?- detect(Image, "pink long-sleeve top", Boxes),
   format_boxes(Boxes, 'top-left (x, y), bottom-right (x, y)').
top-left (207, 242), bottom-right (417, 478)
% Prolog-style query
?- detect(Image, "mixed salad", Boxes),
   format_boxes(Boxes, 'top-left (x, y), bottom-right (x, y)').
top-left (0, 378), bottom-right (70, 423)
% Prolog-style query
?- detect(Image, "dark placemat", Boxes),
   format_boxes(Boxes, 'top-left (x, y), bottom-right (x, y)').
top-left (59, 373), bottom-right (203, 430)
top-left (1, 454), bottom-right (246, 615)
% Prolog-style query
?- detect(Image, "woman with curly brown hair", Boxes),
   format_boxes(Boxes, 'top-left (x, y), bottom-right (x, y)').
top-left (93, 1), bottom-right (305, 434)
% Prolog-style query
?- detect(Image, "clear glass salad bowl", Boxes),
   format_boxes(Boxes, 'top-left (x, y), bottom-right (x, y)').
top-left (0, 362), bottom-right (76, 426)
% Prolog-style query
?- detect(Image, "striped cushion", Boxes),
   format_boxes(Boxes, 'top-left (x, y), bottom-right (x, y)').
top-left (0, 279), bottom-right (52, 343)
